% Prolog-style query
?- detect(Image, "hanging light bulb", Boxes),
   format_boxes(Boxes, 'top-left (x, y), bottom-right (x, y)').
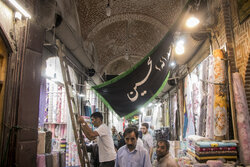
top-left (186, 16), bottom-right (200, 28)
top-left (106, 0), bottom-right (111, 17)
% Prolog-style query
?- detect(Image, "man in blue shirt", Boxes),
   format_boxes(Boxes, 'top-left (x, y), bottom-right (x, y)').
top-left (115, 127), bottom-right (152, 167)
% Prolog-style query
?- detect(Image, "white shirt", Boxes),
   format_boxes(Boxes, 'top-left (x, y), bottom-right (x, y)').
top-left (137, 138), bottom-right (144, 147)
top-left (95, 124), bottom-right (116, 162)
top-left (142, 133), bottom-right (153, 154)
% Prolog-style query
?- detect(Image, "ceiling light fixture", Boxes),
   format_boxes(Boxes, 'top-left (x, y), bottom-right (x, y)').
top-left (106, 0), bottom-right (111, 17)
top-left (9, 0), bottom-right (31, 19)
top-left (186, 16), bottom-right (200, 28)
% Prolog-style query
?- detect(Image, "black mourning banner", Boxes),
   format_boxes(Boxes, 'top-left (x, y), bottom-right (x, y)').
top-left (93, 32), bottom-right (172, 117)
top-left (92, 2), bottom-right (190, 117)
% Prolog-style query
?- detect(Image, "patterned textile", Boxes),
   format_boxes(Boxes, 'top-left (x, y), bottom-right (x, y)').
top-left (188, 150), bottom-right (237, 162)
top-left (195, 141), bottom-right (237, 148)
top-left (232, 72), bottom-right (250, 165)
top-left (184, 75), bottom-right (195, 137)
top-left (195, 146), bottom-right (237, 152)
top-left (213, 49), bottom-right (227, 137)
top-left (183, 56), bottom-right (210, 138)
top-left (206, 55), bottom-right (214, 139)
top-left (195, 150), bottom-right (237, 156)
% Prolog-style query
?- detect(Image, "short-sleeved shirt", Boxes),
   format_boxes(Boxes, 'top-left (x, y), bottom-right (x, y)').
top-left (115, 144), bottom-right (152, 167)
top-left (95, 124), bottom-right (116, 162)
top-left (142, 133), bottom-right (153, 154)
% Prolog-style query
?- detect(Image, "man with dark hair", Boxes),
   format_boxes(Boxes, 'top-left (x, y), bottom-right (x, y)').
top-left (155, 139), bottom-right (178, 167)
top-left (141, 123), bottom-right (153, 160)
top-left (78, 112), bottom-right (116, 167)
top-left (115, 127), bottom-right (152, 167)
top-left (129, 125), bottom-right (143, 147)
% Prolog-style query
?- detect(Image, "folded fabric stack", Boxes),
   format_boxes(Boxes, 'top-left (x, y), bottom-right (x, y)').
top-left (188, 140), bottom-right (237, 162)
top-left (187, 135), bottom-right (210, 155)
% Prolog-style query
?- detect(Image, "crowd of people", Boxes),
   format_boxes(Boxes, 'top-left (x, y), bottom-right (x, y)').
top-left (78, 112), bottom-right (178, 167)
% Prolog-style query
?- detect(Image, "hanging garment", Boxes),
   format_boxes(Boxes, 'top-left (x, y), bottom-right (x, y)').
top-left (232, 72), bottom-right (250, 165)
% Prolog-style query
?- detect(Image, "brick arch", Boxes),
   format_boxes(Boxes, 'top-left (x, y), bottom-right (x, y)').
top-left (244, 55), bottom-right (250, 112)
top-left (87, 13), bottom-right (168, 39)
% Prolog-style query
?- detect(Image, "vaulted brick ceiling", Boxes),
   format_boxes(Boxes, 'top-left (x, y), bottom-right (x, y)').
top-left (76, 0), bottom-right (186, 76)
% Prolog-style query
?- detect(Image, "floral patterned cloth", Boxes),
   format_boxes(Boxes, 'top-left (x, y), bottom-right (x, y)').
top-left (213, 49), bottom-right (227, 137)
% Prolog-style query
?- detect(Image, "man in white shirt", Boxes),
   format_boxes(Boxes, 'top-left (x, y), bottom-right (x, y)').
top-left (78, 112), bottom-right (116, 167)
top-left (141, 123), bottom-right (154, 160)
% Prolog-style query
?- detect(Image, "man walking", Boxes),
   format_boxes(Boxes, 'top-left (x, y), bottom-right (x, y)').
top-left (141, 123), bottom-right (154, 160)
top-left (78, 112), bottom-right (116, 167)
top-left (155, 139), bottom-right (178, 167)
top-left (115, 127), bottom-right (152, 167)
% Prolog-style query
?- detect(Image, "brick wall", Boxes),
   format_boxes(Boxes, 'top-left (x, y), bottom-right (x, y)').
top-left (230, 0), bottom-right (250, 110)
top-left (211, 0), bottom-right (250, 110)
top-left (230, 0), bottom-right (250, 82)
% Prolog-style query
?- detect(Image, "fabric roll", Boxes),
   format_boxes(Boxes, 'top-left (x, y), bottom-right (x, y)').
top-left (45, 131), bottom-right (52, 153)
top-left (196, 141), bottom-right (237, 147)
top-left (37, 154), bottom-right (46, 167)
top-left (232, 72), bottom-right (250, 165)
top-left (213, 49), bottom-right (227, 138)
top-left (37, 131), bottom-right (46, 154)
top-left (206, 55), bottom-right (215, 139)
top-left (52, 152), bottom-right (59, 167)
top-left (45, 153), bottom-right (53, 167)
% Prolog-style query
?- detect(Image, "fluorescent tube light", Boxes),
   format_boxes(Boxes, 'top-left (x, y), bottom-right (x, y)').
top-left (9, 0), bottom-right (31, 19)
